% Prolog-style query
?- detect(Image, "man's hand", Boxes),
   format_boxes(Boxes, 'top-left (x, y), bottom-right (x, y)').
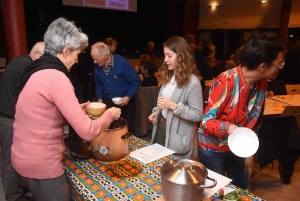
top-left (119, 96), bottom-right (130, 106)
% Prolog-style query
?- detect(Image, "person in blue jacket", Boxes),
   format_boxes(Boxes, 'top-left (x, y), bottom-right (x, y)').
top-left (91, 42), bottom-right (141, 134)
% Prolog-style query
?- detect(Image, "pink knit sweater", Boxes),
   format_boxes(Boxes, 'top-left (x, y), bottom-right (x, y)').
top-left (12, 69), bottom-right (114, 179)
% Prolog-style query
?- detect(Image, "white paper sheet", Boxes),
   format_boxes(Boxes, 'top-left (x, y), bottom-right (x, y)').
top-left (130, 143), bottom-right (175, 164)
top-left (203, 169), bottom-right (232, 198)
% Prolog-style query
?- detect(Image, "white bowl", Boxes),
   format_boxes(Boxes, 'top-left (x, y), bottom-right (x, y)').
top-left (112, 97), bottom-right (122, 105)
top-left (228, 127), bottom-right (259, 158)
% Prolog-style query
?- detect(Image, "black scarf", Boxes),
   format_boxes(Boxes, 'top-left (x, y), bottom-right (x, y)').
top-left (19, 53), bottom-right (69, 93)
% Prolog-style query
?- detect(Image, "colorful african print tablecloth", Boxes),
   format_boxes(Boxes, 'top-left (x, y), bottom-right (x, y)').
top-left (63, 136), bottom-right (265, 201)
top-left (63, 136), bottom-right (175, 201)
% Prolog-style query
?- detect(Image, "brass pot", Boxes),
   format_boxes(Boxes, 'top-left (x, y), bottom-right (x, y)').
top-left (90, 118), bottom-right (132, 161)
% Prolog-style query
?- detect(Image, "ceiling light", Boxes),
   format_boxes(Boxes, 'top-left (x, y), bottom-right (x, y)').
top-left (211, 5), bottom-right (217, 9)
top-left (261, 0), bottom-right (268, 3)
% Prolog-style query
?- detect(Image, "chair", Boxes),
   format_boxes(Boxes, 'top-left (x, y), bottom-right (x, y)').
top-left (257, 115), bottom-right (289, 169)
top-left (285, 84), bottom-right (300, 95)
top-left (267, 80), bottom-right (287, 95)
top-left (134, 86), bottom-right (159, 137)
top-left (258, 114), bottom-right (300, 183)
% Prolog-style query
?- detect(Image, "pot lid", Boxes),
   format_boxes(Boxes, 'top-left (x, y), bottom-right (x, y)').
top-left (161, 159), bottom-right (208, 185)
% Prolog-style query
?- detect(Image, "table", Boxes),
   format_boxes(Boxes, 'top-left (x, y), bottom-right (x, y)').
top-left (262, 95), bottom-right (300, 115)
top-left (63, 136), bottom-right (264, 201)
top-left (63, 136), bottom-right (176, 201)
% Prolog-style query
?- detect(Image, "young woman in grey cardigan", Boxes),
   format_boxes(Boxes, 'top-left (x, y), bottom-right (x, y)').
top-left (148, 36), bottom-right (203, 159)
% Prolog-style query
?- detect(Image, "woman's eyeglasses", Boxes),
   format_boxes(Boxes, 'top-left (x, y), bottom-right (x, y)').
top-left (274, 60), bottom-right (285, 69)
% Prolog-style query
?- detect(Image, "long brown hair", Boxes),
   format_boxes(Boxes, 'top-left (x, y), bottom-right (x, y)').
top-left (161, 36), bottom-right (200, 88)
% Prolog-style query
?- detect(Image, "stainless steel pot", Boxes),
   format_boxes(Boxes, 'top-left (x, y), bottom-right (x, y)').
top-left (154, 159), bottom-right (217, 201)
top-left (90, 118), bottom-right (132, 161)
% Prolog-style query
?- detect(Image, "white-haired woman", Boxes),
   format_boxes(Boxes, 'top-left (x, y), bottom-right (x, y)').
top-left (11, 17), bottom-right (121, 201)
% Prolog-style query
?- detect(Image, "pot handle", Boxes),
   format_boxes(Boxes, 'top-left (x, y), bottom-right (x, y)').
top-left (174, 159), bottom-right (193, 172)
top-left (153, 164), bottom-right (162, 175)
top-left (198, 176), bottom-right (217, 189)
top-left (121, 132), bottom-right (133, 139)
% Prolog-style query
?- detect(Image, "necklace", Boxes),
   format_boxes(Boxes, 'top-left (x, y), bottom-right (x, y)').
top-left (170, 75), bottom-right (176, 85)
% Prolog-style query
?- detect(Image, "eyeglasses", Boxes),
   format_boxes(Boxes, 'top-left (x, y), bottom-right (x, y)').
top-left (37, 51), bottom-right (44, 55)
top-left (273, 60), bottom-right (285, 69)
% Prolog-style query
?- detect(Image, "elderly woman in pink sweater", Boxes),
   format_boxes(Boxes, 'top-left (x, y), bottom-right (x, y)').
top-left (11, 17), bottom-right (121, 201)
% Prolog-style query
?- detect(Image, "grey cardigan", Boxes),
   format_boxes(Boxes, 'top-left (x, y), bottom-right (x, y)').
top-left (151, 74), bottom-right (203, 159)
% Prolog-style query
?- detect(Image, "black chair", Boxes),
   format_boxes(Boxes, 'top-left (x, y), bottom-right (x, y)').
top-left (257, 115), bottom-right (290, 169)
top-left (258, 114), bottom-right (300, 184)
top-left (267, 80), bottom-right (287, 95)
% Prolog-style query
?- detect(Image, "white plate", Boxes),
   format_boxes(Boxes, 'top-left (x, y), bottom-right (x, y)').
top-left (228, 127), bottom-right (259, 158)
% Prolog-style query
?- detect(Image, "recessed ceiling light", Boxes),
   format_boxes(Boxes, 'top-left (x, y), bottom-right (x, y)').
top-left (261, 0), bottom-right (268, 3)
top-left (211, 5), bottom-right (217, 9)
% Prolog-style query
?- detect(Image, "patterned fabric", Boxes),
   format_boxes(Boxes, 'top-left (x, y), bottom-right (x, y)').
top-left (63, 136), bottom-right (264, 201)
top-left (63, 136), bottom-right (176, 201)
top-left (198, 66), bottom-right (267, 152)
top-left (102, 54), bottom-right (114, 77)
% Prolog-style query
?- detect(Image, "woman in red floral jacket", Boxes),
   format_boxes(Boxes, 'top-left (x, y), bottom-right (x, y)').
top-left (198, 33), bottom-right (284, 190)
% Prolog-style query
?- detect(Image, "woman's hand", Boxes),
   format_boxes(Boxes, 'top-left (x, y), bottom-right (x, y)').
top-left (157, 96), bottom-right (177, 110)
top-left (80, 101), bottom-right (90, 115)
top-left (107, 107), bottom-right (121, 120)
top-left (148, 111), bottom-right (157, 125)
top-left (80, 101), bottom-right (90, 109)
top-left (245, 155), bottom-right (254, 179)
top-left (227, 124), bottom-right (238, 135)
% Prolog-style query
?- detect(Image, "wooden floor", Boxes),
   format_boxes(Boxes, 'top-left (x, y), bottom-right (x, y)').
top-left (1, 139), bottom-right (300, 201)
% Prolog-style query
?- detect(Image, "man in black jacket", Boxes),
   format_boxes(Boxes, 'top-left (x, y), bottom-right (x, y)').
top-left (0, 42), bottom-right (44, 201)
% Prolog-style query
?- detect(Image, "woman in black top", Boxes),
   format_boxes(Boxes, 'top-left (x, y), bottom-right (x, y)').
top-left (141, 61), bottom-right (158, 87)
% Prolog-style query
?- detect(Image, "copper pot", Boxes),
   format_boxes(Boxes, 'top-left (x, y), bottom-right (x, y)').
top-left (90, 118), bottom-right (132, 161)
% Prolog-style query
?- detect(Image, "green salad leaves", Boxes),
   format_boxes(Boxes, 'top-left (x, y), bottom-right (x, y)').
top-left (223, 189), bottom-right (249, 200)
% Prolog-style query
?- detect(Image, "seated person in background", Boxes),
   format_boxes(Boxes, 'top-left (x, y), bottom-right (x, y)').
top-left (138, 54), bottom-right (152, 80)
top-left (140, 61), bottom-right (158, 87)
top-left (277, 37), bottom-right (300, 84)
top-left (103, 37), bottom-right (118, 54)
top-left (225, 59), bottom-right (237, 70)
top-left (144, 41), bottom-right (156, 61)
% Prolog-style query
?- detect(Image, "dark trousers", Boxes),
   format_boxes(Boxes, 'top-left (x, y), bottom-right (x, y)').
top-left (103, 96), bottom-right (135, 134)
top-left (22, 174), bottom-right (70, 201)
top-left (199, 148), bottom-right (249, 190)
top-left (0, 117), bottom-right (23, 201)
top-left (153, 116), bottom-right (166, 146)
